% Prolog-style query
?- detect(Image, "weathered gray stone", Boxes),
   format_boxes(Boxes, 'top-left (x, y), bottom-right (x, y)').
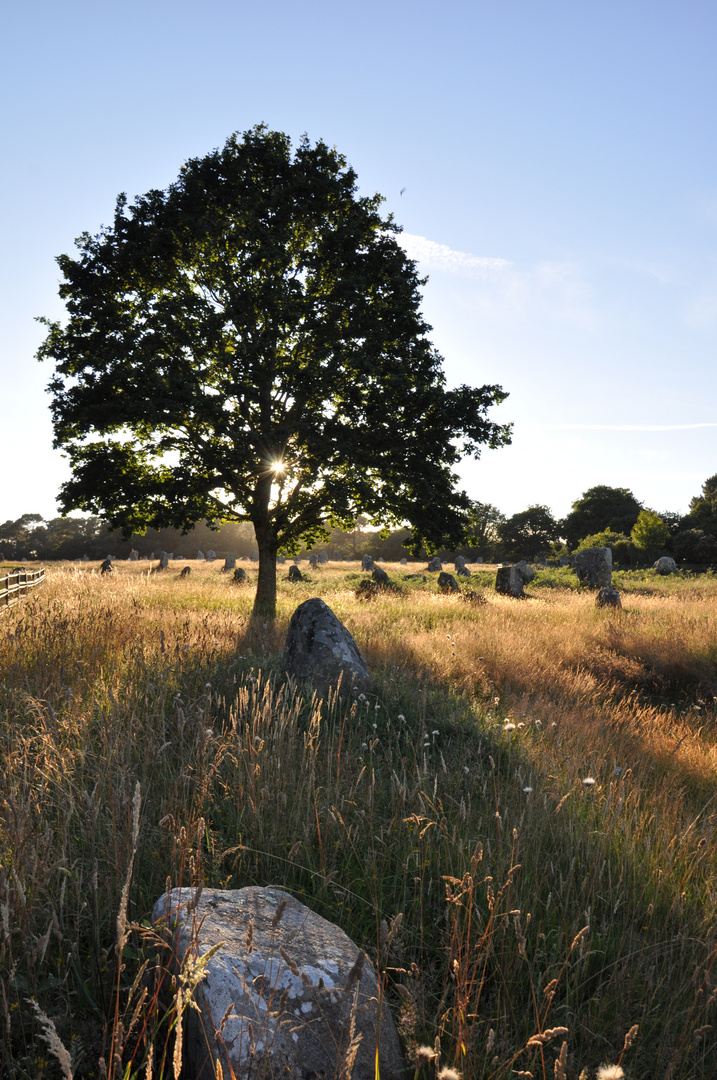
top-left (196, 550), bottom-right (205, 560)
top-left (372, 567), bottom-right (390, 586)
top-left (277, 555), bottom-right (285, 565)
top-left (574, 547), bottom-right (612, 588)
top-left (317, 551), bottom-right (328, 564)
top-left (475, 556), bottom-right (484, 563)
top-left (308, 553), bottom-right (319, 569)
top-left (361, 553), bottom-right (375, 572)
top-left (427, 556), bottom-right (442, 571)
top-left (151, 886), bottom-right (404, 1080)
top-left (250, 550), bottom-right (259, 562)
top-left (454, 555), bottom-right (467, 572)
top-left (288, 565), bottom-right (303, 582)
top-left (514, 560), bottom-right (535, 583)
top-left (100, 558), bottom-right (113, 575)
top-left (400, 558), bottom-right (408, 565)
top-left (438, 572), bottom-right (460, 593)
top-left (457, 566), bottom-right (471, 577)
top-left (206, 549), bottom-right (217, 561)
top-left (223, 557), bottom-right (236, 572)
top-left (129, 549), bottom-right (139, 562)
top-left (495, 566), bottom-right (525, 598)
top-left (283, 598), bottom-right (370, 698)
top-left (180, 566), bottom-right (191, 578)
top-left (159, 552), bottom-right (170, 570)
top-left (596, 587), bottom-right (622, 609)
top-left (558, 555), bottom-right (570, 567)
top-left (654, 556), bottom-right (677, 575)
top-left (233, 567), bottom-right (247, 583)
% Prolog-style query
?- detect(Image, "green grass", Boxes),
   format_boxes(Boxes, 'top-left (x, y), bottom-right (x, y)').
top-left (2, 561), bottom-right (717, 1078)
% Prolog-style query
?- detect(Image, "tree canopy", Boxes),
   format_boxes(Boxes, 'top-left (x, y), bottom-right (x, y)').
top-left (38, 127), bottom-right (511, 615)
top-left (563, 485), bottom-right (643, 551)
top-left (497, 504), bottom-right (562, 561)
top-left (631, 510), bottom-right (669, 558)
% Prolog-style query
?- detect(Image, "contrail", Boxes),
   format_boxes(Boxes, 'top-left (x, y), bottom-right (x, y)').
top-left (525, 423), bottom-right (717, 432)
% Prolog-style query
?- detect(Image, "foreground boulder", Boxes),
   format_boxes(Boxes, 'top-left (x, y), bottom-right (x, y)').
top-left (495, 566), bottom-right (525, 598)
top-left (573, 547), bottom-right (612, 588)
top-left (283, 598), bottom-right (371, 697)
top-left (233, 567), bottom-right (247, 583)
top-left (596, 587), bottom-right (622, 609)
top-left (654, 556), bottom-right (677, 575)
top-left (438, 571), bottom-right (460, 593)
top-left (152, 886), bottom-right (404, 1080)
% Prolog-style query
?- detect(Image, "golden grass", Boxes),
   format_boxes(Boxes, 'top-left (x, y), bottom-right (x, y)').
top-left (2, 559), bottom-right (717, 1078)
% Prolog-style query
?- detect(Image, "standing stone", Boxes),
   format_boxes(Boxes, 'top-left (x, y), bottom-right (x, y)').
top-left (308, 553), bottom-right (319, 569)
top-left (427, 556), bottom-right (442, 571)
top-left (317, 551), bottom-right (328, 564)
top-left (196, 550), bottom-right (205, 560)
top-left (233, 567), bottom-right (247, 583)
top-left (361, 553), bottom-right (375, 572)
top-left (438, 572), bottom-right (460, 593)
top-left (250, 550), bottom-right (259, 562)
top-left (129, 549), bottom-right (139, 562)
top-left (151, 886), bottom-right (404, 1080)
top-left (558, 555), bottom-right (570, 567)
top-left (283, 598), bottom-right (371, 698)
top-left (654, 556), bottom-right (677, 575)
top-left (574, 547), bottom-right (612, 588)
top-left (400, 557), bottom-right (408, 565)
top-left (180, 566), bottom-right (191, 578)
top-left (454, 555), bottom-right (467, 572)
top-left (475, 556), bottom-right (483, 564)
top-left (159, 552), bottom-right (170, 570)
top-left (223, 557), bottom-right (236, 573)
top-left (495, 566), bottom-right (525, 598)
top-left (206, 550), bottom-right (217, 561)
top-left (288, 565), bottom-right (303, 582)
top-left (372, 567), bottom-right (390, 586)
top-left (277, 555), bottom-right (285, 564)
top-left (514, 560), bottom-right (536, 583)
top-left (333, 550), bottom-right (341, 560)
top-left (457, 565), bottom-right (471, 577)
top-left (596, 587), bottom-right (622, 609)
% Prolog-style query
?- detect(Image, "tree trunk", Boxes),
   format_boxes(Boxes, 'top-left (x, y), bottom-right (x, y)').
top-left (252, 522), bottom-right (278, 620)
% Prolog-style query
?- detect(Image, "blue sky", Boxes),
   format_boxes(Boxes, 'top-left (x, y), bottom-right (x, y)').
top-left (2, 0), bottom-right (716, 524)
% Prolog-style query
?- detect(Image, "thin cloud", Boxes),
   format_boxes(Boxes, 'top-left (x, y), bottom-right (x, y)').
top-left (525, 423), bottom-right (717, 431)
top-left (398, 232), bottom-right (594, 328)
top-left (399, 233), bottom-right (511, 276)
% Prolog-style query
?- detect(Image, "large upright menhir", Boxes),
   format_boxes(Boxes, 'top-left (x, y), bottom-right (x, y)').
top-left (39, 126), bottom-right (511, 617)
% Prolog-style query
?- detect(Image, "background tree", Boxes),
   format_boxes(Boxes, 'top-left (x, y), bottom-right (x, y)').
top-left (38, 127), bottom-right (511, 616)
top-left (630, 510), bottom-right (669, 561)
top-left (563, 485), bottom-right (643, 550)
top-left (497, 504), bottom-right (562, 562)
top-left (684, 473), bottom-right (717, 536)
top-left (576, 528), bottom-right (635, 565)
top-left (464, 501), bottom-right (506, 561)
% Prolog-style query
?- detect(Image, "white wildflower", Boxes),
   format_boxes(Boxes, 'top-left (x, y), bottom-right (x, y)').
top-left (504, 723), bottom-right (516, 732)
top-left (523, 787), bottom-right (533, 794)
top-left (582, 777), bottom-right (597, 787)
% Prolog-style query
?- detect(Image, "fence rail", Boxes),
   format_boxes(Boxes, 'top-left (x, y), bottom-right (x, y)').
top-left (0, 567), bottom-right (46, 610)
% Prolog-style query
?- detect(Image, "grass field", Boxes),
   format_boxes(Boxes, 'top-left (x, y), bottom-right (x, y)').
top-left (2, 559), bottom-right (717, 1079)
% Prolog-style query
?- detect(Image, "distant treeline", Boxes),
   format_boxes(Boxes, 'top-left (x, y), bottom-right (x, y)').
top-left (2, 472), bottom-right (716, 565)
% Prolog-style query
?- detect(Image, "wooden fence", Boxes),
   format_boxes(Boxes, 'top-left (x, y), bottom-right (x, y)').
top-left (0, 567), bottom-right (46, 610)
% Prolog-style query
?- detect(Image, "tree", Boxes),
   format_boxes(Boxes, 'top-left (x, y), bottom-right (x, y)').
top-left (685, 473), bottom-right (717, 536)
top-left (497, 504), bottom-right (562, 562)
top-left (630, 510), bottom-right (669, 560)
top-left (563, 485), bottom-right (643, 550)
top-left (465, 501), bottom-right (506, 561)
top-left (576, 528), bottom-right (635, 565)
top-left (38, 127), bottom-right (511, 617)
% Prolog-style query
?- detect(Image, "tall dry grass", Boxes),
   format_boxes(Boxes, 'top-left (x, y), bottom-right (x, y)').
top-left (1, 560), bottom-right (717, 1079)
